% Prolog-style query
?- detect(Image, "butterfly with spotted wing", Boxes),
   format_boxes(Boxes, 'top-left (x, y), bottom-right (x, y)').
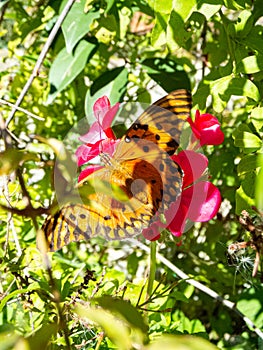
top-left (42, 89), bottom-right (192, 251)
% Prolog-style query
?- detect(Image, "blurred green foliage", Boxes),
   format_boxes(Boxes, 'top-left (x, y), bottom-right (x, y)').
top-left (0, 0), bottom-right (263, 349)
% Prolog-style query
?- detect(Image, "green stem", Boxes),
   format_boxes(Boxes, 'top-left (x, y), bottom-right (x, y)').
top-left (147, 241), bottom-right (157, 298)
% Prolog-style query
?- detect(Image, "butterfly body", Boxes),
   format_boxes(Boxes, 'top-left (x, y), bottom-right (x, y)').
top-left (43, 89), bottom-right (192, 251)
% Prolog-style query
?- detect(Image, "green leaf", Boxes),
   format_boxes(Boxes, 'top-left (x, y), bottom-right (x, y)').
top-left (48, 40), bottom-right (97, 103)
top-left (146, 334), bottom-right (218, 350)
top-left (235, 10), bottom-right (253, 37)
top-left (96, 296), bottom-right (148, 333)
top-left (237, 287), bottom-right (263, 329)
top-left (141, 58), bottom-right (191, 92)
top-left (76, 305), bottom-right (132, 350)
top-left (256, 156), bottom-right (263, 211)
top-left (242, 26), bottom-right (263, 55)
top-left (28, 324), bottom-right (58, 350)
top-left (237, 154), bottom-right (259, 176)
top-left (167, 10), bottom-right (192, 49)
top-left (237, 55), bottom-right (263, 74)
top-left (211, 76), bottom-right (260, 113)
top-left (250, 107), bottom-right (263, 131)
top-left (0, 0), bottom-right (9, 9)
top-left (154, 0), bottom-right (173, 14)
top-left (235, 185), bottom-right (255, 214)
top-left (223, 0), bottom-right (248, 10)
top-left (172, 0), bottom-right (196, 21)
top-left (0, 332), bottom-right (20, 350)
top-left (232, 125), bottom-right (262, 151)
top-left (192, 0), bottom-right (222, 20)
top-left (60, 0), bottom-right (100, 53)
top-left (151, 12), bottom-right (169, 47)
top-left (85, 67), bottom-right (128, 120)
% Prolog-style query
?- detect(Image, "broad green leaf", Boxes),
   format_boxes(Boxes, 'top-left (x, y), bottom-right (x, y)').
top-left (242, 26), bottom-right (263, 55)
top-left (0, 332), bottom-right (20, 350)
top-left (28, 324), bottom-right (58, 350)
top-left (237, 154), bottom-right (260, 176)
top-left (234, 10), bottom-right (253, 37)
top-left (237, 55), bottom-right (263, 74)
top-left (85, 67), bottom-right (128, 120)
top-left (172, 0), bottom-right (196, 20)
top-left (235, 185), bottom-right (255, 214)
top-left (146, 334), bottom-right (218, 350)
top-left (192, 0), bottom-right (222, 20)
top-left (151, 12), bottom-right (169, 47)
top-left (237, 287), bottom-right (263, 328)
top-left (96, 296), bottom-right (148, 333)
top-left (167, 10), bottom-right (192, 49)
top-left (250, 107), bottom-right (263, 131)
top-left (154, 0), bottom-right (173, 14)
top-left (211, 76), bottom-right (260, 113)
top-left (142, 58), bottom-right (191, 92)
top-left (256, 156), bottom-right (263, 211)
top-left (48, 40), bottom-right (97, 104)
top-left (76, 305), bottom-right (132, 350)
top-left (60, 0), bottom-right (100, 53)
top-left (232, 125), bottom-right (262, 151)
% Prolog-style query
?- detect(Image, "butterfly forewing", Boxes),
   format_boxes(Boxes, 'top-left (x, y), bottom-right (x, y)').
top-left (125, 89), bottom-right (192, 155)
top-left (43, 89), bottom-right (192, 251)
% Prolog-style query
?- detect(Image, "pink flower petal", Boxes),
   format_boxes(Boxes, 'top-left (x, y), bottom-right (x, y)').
top-left (102, 102), bottom-right (120, 130)
top-left (172, 150), bottom-right (208, 188)
top-left (167, 200), bottom-right (189, 237)
top-left (79, 122), bottom-right (109, 145)
top-left (186, 182), bottom-right (221, 222)
top-left (93, 96), bottom-right (111, 123)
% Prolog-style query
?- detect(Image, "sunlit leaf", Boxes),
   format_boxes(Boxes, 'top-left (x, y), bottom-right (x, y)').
top-left (146, 334), bottom-right (218, 350)
top-left (96, 296), bottom-right (148, 333)
top-left (211, 76), bottom-right (260, 112)
top-left (60, 0), bottom-right (100, 53)
top-left (237, 286), bottom-right (263, 328)
top-left (237, 54), bottom-right (263, 74)
top-left (76, 305), bottom-right (132, 350)
top-left (256, 155), bottom-right (263, 211)
top-left (48, 40), bottom-right (97, 103)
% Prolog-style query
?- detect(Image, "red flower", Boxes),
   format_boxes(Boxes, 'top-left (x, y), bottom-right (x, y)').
top-left (76, 96), bottom-right (119, 166)
top-left (187, 110), bottom-right (224, 146)
top-left (142, 151), bottom-right (221, 240)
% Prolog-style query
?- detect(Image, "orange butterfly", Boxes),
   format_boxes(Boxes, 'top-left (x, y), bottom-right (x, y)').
top-left (42, 89), bottom-right (192, 251)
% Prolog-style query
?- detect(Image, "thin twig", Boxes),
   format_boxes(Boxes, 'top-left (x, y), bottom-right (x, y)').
top-left (0, 98), bottom-right (44, 121)
top-left (5, 0), bottom-right (76, 127)
top-left (129, 239), bottom-right (263, 340)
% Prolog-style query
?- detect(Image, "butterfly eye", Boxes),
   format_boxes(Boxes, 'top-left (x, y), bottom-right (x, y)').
top-left (125, 136), bottom-right (131, 143)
